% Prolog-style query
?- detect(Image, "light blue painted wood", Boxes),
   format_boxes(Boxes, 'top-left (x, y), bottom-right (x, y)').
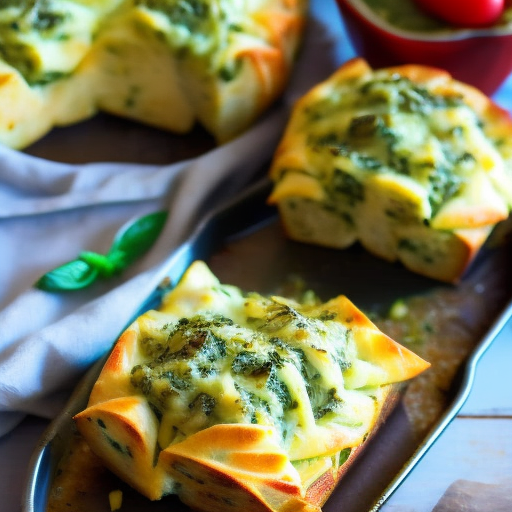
top-left (461, 322), bottom-right (512, 416)
top-left (494, 72), bottom-right (512, 110)
top-left (381, 417), bottom-right (512, 512)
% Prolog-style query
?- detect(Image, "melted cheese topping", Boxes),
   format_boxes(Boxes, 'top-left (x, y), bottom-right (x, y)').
top-left (0, 0), bottom-right (307, 147)
top-left (268, 59), bottom-right (512, 281)
top-left (0, 0), bottom-right (275, 83)
top-left (270, 63), bottom-right (512, 223)
top-left (127, 261), bottom-right (426, 460)
top-left (74, 260), bottom-right (428, 506)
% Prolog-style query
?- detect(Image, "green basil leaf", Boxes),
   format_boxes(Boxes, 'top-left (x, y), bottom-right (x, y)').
top-left (35, 260), bottom-right (99, 292)
top-left (105, 249), bottom-right (128, 273)
top-left (34, 210), bottom-right (167, 293)
top-left (79, 251), bottom-right (117, 277)
top-left (109, 211), bottom-right (167, 265)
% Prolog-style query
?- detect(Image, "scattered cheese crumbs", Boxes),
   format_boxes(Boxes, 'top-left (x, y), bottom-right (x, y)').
top-left (108, 489), bottom-right (123, 511)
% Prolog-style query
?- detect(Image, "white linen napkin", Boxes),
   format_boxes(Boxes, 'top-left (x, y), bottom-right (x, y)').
top-left (0, 0), bottom-right (350, 436)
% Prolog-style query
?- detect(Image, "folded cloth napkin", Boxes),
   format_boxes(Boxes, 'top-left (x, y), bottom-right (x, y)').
top-left (0, 0), bottom-right (350, 437)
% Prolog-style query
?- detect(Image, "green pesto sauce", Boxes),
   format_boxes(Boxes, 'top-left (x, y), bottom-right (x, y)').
top-left (306, 75), bottom-right (468, 217)
top-left (0, 0), bottom-right (247, 85)
top-left (140, 0), bottom-right (211, 34)
top-left (0, 0), bottom-right (69, 84)
top-left (137, 0), bottom-right (245, 81)
top-left (130, 300), bottom-right (353, 445)
top-left (362, 0), bottom-right (512, 31)
top-left (0, 0), bottom-right (25, 8)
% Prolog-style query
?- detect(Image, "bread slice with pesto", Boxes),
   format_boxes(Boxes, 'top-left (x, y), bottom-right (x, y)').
top-left (0, 0), bottom-right (307, 149)
top-left (74, 260), bottom-right (429, 511)
top-left (268, 58), bottom-right (512, 282)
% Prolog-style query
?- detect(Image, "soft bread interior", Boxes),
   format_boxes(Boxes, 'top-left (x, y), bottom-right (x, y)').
top-left (74, 395), bottom-right (174, 500)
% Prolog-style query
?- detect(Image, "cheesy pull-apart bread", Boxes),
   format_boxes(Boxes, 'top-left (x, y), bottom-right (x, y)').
top-left (0, 0), bottom-right (307, 149)
top-left (74, 260), bottom-right (429, 511)
top-left (268, 58), bottom-right (512, 283)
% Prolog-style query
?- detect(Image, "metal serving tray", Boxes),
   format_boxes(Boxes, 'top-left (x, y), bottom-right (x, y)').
top-left (24, 178), bottom-right (512, 512)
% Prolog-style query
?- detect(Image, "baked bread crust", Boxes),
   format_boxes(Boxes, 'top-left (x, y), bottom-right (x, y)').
top-left (0, 0), bottom-right (307, 149)
top-left (268, 58), bottom-right (512, 282)
top-left (74, 261), bottom-right (429, 511)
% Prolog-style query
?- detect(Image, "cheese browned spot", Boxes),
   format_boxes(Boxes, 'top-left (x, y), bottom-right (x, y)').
top-left (268, 58), bottom-right (512, 282)
top-left (0, 0), bottom-right (307, 149)
top-left (74, 260), bottom-right (429, 511)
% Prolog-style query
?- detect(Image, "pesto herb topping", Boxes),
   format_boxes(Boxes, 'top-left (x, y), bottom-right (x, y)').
top-left (303, 74), bottom-right (484, 218)
top-left (0, 0), bottom-right (93, 84)
top-left (0, 0), bottom-right (256, 86)
top-left (130, 295), bottom-right (357, 449)
top-left (139, 0), bottom-right (211, 35)
top-left (136, 0), bottom-right (247, 80)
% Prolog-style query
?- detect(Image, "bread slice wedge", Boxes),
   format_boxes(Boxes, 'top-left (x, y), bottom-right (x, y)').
top-left (0, 0), bottom-right (307, 149)
top-left (268, 58), bottom-right (512, 282)
top-left (74, 260), bottom-right (429, 511)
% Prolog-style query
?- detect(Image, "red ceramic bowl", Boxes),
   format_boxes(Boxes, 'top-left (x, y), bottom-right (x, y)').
top-left (335, 0), bottom-right (512, 95)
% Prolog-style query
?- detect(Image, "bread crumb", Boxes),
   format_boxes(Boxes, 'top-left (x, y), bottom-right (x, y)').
top-left (108, 490), bottom-right (123, 511)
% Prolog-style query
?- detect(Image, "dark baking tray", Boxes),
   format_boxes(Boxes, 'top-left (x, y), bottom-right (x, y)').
top-left (23, 178), bottom-right (512, 512)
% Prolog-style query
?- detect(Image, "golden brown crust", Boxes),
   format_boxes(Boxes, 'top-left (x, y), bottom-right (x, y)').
top-left (328, 296), bottom-right (430, 380)
top-left (159, 424), bottom-right (318, 512)
top-left (74, 395), bottom-right (171, 500)
top-left (304, 384), bottom-right (401, 508)
top-left (87, 327), bottom-right (141, 405)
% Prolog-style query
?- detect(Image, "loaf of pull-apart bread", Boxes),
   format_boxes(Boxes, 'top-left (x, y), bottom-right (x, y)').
top-left (0, 0), bottom-right (307, 149)
top-left (268, 58), bottom-right (512, 282)
top-left (74, 260), bottom-right (429, 512)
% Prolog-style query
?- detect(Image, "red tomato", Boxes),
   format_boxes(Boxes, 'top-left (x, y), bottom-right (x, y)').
top-left (414, 0), bottom-right (505, 27)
